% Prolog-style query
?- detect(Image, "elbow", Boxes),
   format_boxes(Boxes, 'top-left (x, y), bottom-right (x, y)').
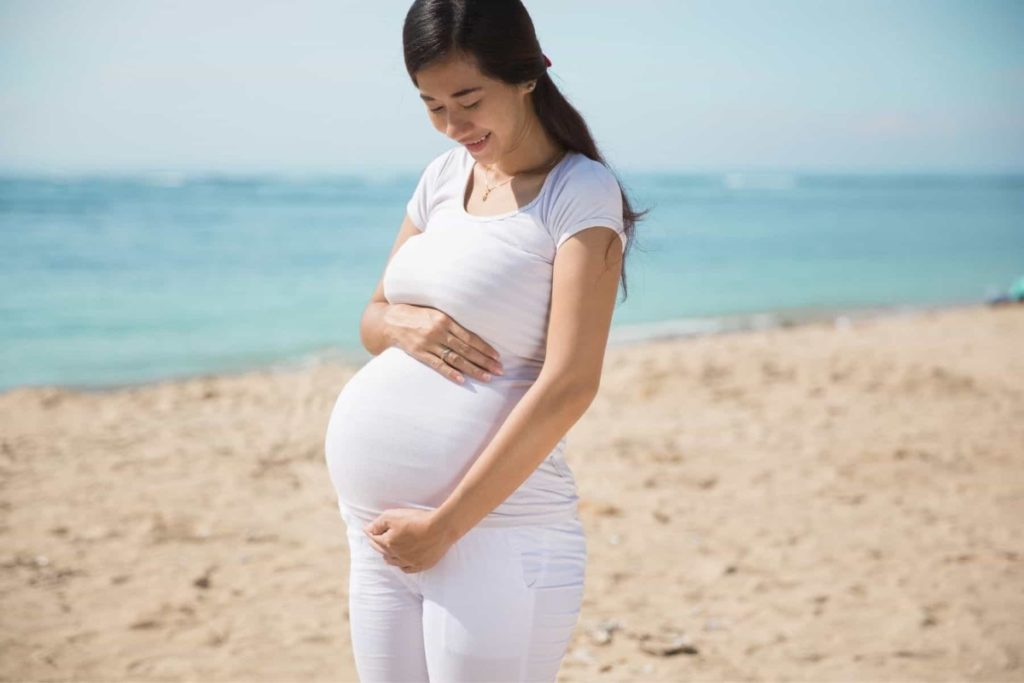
top-left (574, 377), bottom-right (601, 403)
top-left (358, 313), bottom-right (374, 355)
top-left (358, 304), bottom-right (387, 356)
top-left (564, 382), bottom-right (599, 417)
top-left (541, 371), bottom-right (600, 411)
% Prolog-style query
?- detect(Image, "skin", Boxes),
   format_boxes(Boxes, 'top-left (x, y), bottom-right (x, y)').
top-left (362, 50), bottom-right (624, 573)
top-left (417, 49), bottom-right (567, 194)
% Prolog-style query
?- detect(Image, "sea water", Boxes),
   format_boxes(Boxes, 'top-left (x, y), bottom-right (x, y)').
top-left (1, 170), bottom-right (1022, 392)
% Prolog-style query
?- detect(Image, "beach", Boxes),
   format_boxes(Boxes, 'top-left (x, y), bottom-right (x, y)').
top-left (1, 301), bottom-right (1021, 682)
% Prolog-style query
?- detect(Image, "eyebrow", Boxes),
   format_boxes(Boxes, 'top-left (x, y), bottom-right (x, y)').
top-left (419, 87), bottom-right (483, 102)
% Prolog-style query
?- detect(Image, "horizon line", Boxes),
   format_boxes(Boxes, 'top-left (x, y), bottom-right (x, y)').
top-left (2, 164), bottom-right (1023, 178)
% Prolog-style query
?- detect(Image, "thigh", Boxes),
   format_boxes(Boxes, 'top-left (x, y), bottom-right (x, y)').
top-left (515, 520), bottom-right (589, 682)
top-left (420, 519), bottom-right (588, 683)
top-left (343, 513), bottom-right (430, 683)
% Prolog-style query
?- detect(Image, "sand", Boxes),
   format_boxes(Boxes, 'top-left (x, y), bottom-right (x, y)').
top-left (1, 303), bottom-right (1021, 682)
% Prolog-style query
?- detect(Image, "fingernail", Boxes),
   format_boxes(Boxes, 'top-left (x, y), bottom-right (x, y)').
top-left (482, 372), bottom-right (492, 381)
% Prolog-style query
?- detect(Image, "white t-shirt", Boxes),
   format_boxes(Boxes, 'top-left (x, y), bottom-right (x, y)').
top-left (323, 145), bottom-right (628, 528)
top-left (388, 144), bottom-right (628, 372)
top-left (407, 145), bottom-right (627, 253)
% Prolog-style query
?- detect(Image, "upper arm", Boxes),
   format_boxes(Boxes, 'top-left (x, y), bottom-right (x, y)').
top-left (367, 151), bottom-right (448, 305)
top-left (540, 162), bottom-right (628, 391)
top-left (360, 152), bottom-right (446, 353)
top-left (405, 148), bottom-right (452, 232)
top-left (540, 226), bottom-right (624, 394)
top-left (367, 213), bottom-right (423, 305)
top-left (548, 163), bottom-right (627, 255)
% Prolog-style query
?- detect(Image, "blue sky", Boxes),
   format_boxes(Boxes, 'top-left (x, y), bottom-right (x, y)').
top-left (1, 0), bottom-right (1021, 173)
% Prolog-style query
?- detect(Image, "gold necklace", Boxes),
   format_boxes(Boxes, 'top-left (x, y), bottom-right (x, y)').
top-left (480, 149), bottom-right (567, 202)
top-left (481, 173), bottom-right (513, 202)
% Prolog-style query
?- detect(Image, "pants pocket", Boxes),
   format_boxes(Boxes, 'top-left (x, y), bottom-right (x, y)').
top-left (503, 527), bottom-right (545, 589)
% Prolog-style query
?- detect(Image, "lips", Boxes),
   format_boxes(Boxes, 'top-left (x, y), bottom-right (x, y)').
top-left (461, 132), bottom-right (489, 145)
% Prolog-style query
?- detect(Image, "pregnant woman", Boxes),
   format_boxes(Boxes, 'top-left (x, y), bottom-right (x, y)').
top-left (324, 1), bottom-right (646, 680)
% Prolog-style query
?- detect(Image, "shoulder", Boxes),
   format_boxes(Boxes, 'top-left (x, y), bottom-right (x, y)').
top-left (543, 152), bottom-right (626, 247)
top-left (548, 153), bottom-right (622, 204)
top-left (406, 146), bottom-right (466, 230)
top-left (547, 153), bottom-right (623, 208)
top-left (416, 145), bottom-right (464, 182)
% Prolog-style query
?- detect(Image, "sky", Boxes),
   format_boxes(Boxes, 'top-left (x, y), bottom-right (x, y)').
top-left (1, 0), bottom-right (1022, 174)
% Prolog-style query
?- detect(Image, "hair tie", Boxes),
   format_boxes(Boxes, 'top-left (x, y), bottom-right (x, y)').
top-left (543, 53), bottom-right (552, 68)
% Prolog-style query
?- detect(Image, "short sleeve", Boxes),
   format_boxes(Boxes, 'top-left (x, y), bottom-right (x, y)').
top-left (405, 150), bottom-right (451, 231)
top-left (550, 162), bottom-right (627, 254)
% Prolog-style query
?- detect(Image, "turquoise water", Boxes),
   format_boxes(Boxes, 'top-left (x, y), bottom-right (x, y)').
top-left (1, 170), bottom-right (1022, 393)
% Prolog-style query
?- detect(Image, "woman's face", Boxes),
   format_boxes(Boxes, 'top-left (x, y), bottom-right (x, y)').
top-left (414, 52), bottom-right (534, 162)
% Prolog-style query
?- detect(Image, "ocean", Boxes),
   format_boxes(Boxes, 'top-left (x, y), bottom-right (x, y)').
top-left (1, 169), bottom-right (1022, 393)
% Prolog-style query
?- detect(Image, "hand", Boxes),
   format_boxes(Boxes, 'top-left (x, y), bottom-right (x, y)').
top-left (363, 508), bottom-right (456, 573)
top-left (383, 304), bottom-right (504, 385)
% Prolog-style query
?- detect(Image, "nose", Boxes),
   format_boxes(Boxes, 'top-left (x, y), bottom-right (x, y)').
top-left (444, 111), bottom-right (471, 139)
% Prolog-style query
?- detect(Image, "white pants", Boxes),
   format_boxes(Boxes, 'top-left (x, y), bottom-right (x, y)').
top-left (339, 509), bottom-right (588, 682)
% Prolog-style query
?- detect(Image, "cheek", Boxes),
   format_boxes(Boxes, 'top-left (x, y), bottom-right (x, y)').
top-left (473, 114), bottom-right (496, 137)
top-left (488, 109), bottom-right (517, 134)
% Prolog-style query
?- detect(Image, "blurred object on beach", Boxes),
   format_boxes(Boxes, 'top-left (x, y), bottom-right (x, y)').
top-left (986, 274), bottom-right (1024, 306)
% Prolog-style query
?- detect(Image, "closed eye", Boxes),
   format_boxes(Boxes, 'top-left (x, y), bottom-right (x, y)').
top-left (430, 101), bottom-right (482, 113)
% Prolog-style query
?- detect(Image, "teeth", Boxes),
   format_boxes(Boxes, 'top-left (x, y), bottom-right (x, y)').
top-left (470, 134), bottom-right (488, 144)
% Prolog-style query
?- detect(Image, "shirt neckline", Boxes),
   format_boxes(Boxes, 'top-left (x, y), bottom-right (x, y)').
top-left (458, 146), bottom-right (573, 222)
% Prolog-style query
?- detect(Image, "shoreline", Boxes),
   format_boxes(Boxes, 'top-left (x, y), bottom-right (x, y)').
top-left (0, 296), bottom-right (997, 398)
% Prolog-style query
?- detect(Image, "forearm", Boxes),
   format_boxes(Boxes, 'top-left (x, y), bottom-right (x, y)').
top-left (431, 374), bottom-right (597, 543)
top-left (359, 302), bottom-right (399, 356)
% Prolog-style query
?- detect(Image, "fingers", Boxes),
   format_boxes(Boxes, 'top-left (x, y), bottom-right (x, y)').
top-left (434, 335), bottom-right (504, 384)
top-left (445, 324), bottom-right (502, 368)
top-left (365, 534), bottom-right (393, 558)
top-left (416, 311), bottom-right (503, 385)
top-left (430, 350), bottom-right (467, 384)
top-left (364, 532), bottom-right (418, 571)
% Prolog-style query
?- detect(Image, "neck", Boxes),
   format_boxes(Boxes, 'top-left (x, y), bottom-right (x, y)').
top-left (486, 112), bottom-right (564, 178)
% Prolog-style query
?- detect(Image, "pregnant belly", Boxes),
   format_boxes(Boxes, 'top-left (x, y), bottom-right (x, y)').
top-left (324, 346), bottom-right (555, 523)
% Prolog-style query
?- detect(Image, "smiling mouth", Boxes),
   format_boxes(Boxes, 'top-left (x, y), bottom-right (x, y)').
top-left (462, 133), bottom-right (490, 145)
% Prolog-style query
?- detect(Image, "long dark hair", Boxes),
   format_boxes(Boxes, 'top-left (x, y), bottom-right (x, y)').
top-left (402, 0), bottom-right (647, 301)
